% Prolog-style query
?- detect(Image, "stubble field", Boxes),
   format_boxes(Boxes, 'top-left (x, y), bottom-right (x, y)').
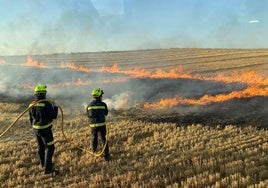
top-left (0, 48), bottom-right (268, 187)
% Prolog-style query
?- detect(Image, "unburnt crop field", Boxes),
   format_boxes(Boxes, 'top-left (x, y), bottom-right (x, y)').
top-left (0, 48), bottom-right (268, 187)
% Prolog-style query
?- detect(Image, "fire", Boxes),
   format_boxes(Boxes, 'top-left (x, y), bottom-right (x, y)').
top-left (100, 64), bottom-right (120, 73)
top-left (143, 85), bottom-right (268, 108)
top-left (60, 63), bottom-right (199, 79)
top-left (99, 64), bottom-right (201, 79)
top-left (209, 71), bottom-right (268, 85)
top-left (25, 55), bottom-right (46, 68)
top-left (150, 66), bottom-right (202, 79)
top-left (0, 59), bottom-right (7, 64)
top-left (61, 62), bottom-right (90, 73)
top-left (18, 58), bottom-right (268, 108)
top-left (60, 63), bottom-right (268, 86)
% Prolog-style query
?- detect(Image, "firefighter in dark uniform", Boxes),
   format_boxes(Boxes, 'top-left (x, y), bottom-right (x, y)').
top-left (86, 88), bottom-right (110, 161)
top-left (29, 84), bottom-right (59, 174)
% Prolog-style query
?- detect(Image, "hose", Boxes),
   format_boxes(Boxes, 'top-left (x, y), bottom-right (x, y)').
top-left (0, 99), bottom-right (108, 157)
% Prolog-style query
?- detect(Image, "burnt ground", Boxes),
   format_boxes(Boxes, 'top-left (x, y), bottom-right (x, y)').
top-left (1, 49), bottom-right (267, 129)
top-left (110, 96), bottom-right (268, 129)
top-left (1, 77), bottom-right (267, 129)
top-left (1, 95), bottom-right (267, 129)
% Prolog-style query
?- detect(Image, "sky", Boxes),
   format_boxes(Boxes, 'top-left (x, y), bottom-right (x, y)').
top-left (0, 0), bottom-right (268, 56)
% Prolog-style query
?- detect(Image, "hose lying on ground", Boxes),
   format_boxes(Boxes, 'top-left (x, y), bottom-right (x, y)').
top-left (0, 99), bottom-right (108, 157)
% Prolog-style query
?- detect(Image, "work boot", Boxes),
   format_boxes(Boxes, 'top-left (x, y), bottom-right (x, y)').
top-left (44, 167), bottom-right (59, 175)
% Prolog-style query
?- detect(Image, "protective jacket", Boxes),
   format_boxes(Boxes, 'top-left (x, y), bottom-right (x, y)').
top-left (86, 99), bottom-right (108, 127)
top-left (29, 98), bottom-right (58, 173)
top-left (29, 100), bottom-right (58, 129)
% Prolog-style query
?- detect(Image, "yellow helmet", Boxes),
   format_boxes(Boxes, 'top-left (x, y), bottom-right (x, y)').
top-left (91, 88), bottom-right (104, 98)
top-left (34, 84), bottom-right (47, 94)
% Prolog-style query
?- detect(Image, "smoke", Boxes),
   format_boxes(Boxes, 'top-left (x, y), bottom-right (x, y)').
top-left (0, 56), bottom-right (133, 110)
top-left (0, 54), bottom-right (249, 108)
top-left (1, 0), bottom-right (268, 56)
top-left (104, 92), bottom-right (131, 110)
top-left (0, 53), bottom-right (267, 128)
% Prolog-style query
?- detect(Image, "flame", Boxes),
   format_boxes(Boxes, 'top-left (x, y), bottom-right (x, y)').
top-left (61, 62), bottom-right (90, 73)
top-left (60, 63), bottom-right (267, 85)
top-left (0, 59), bottom-right (7, 64)
top-left (210, 71), bottom-right (268, 85)
top-left (25, 56), bottom-right (46, 68)
top-left (149, 66), bottom-right (202, 79)
top-left (19, 60), bottom-right (268, 108)
top-left (100, 64), bottom-right (120, 73)
top-left (143, 85), bottom-right (268, 108)
top-left (100, 64), bottom-right (201, 79)
top-left (60, 63), bottom-right (200, 79)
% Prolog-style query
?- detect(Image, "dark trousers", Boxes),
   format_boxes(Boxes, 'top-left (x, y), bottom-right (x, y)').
top-left (33, 128), bottom-right (55, 171)
top-left (91, 125), bottom-right (109, 157)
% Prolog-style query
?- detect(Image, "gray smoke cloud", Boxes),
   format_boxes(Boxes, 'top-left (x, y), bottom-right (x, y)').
top-left (0, 0), bottom-right (267, 127)
top-left (0, 0), bottom-right (268, 56)
top-left (0, 54), bottom-right (246, 107)
top-left (0, 53), bottom-right (267, 128)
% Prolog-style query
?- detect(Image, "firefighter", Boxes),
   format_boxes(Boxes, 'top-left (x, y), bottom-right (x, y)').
top-left (86, 88), bottom-right (110, 161)
top-left (29, 84), bottom-right (59, 174)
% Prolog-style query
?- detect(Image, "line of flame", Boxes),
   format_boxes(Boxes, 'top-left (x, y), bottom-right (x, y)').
top-left (143, 85), bottom-right (268, 108)
top-left (18, 57), bottom-right (268, 108)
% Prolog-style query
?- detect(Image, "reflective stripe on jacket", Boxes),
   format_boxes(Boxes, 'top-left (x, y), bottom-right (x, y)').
top-left (86, 99), bottom-right (108, 127)
top-left (89, 122), bottom-right (106, 128)
top-left (29, 100), bottom-right (58, 129)
top-left (87, 106), bottom-right (106, 110)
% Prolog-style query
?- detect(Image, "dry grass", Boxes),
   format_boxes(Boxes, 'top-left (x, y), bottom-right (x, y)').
top-left (1, 114), bottom-right (268, 187)
top-left (1, 48), bottom-right (268, 187)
